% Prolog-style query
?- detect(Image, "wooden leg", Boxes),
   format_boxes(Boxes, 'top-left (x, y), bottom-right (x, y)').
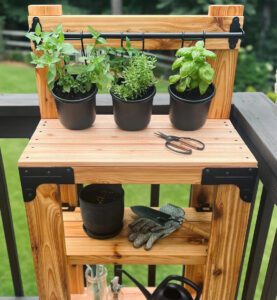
top-left (60, 184), bottom-right (79, 207)
top-left (202, 185), bottom-right (251, 300)
top-left (68, 265), bottom-right (84, 294)
top-left (25, 184), bottom-right (70, 300)
top-left (185, 185), bottom-right (217, 291)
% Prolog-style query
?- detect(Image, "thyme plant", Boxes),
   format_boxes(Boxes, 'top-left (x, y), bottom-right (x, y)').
top-left (111, 52), bottom-right (157, 101)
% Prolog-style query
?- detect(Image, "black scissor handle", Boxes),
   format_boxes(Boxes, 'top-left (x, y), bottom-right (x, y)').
top-left (166, 141), bottom-right (192, 155)
top-left (179, 137), bottom-right (205, 151)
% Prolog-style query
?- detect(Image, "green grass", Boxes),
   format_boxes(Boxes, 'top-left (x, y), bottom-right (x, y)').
top-left (0, 63), bottom-right (276, 298)
top-left (0, 63), bottom-right (37, 93)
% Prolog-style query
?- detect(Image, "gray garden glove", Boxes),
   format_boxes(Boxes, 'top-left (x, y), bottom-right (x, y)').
top-left (128, 204), bottom-right (184, 250)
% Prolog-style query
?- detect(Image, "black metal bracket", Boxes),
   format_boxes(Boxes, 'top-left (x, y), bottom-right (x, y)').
top-left (19, 167), bottom-right (75, 202)
top-left (229, 17), bottom-right (244, 49)
top-left (201, 167), bottom-right (258, 203)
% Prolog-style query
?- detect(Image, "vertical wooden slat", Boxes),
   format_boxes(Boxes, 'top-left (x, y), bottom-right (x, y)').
top-left (25, 184), bottom-right (70, 300)
top-left (202, 185), bottom-right (251, 300)
top-left (28, 5), bottom-right (62, 119)
top-left (207, 5), bottom-right (244, 119)
top-left (60, 184), bottom-right (79, 207)
top-left (185, 185), bottom-right (216, 293)
top-left (68, 265), bottom-right (84, 294)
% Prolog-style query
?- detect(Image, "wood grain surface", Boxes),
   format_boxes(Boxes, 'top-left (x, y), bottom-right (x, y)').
top-left (202, 185), bottom-right (251, 300)
top-left (18, 116), bottom-right (257, 185)
top-left (25, 184), bottom-right (70, 300)
top-left (64, 208), bottom-right (211, 265)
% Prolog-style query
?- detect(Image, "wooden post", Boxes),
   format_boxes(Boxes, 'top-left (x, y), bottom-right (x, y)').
top-left (60, 184), bottom-right (79, 207)
top-left (28, 5), bottom-right (62, 119)
top-left (68, 265), bottom-right (84, 294)
top-left (25, 184), bottom-right (70, 299)
top-left (185, 185), bottom-right (217, 290)
top-left (202, 185), bottom-right (251, 300)
top-left (208, 5), bottom-right (244, 119)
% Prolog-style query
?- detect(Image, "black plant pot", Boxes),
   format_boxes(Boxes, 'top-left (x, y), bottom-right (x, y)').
top-left (79, 184), bottom-right (124, 239)
top-left (51, 85), bottom-right (98, 130)
top-left (111, 86), bottom-right (156, 131)
top-left (169, 84), bottom-right (215, 131)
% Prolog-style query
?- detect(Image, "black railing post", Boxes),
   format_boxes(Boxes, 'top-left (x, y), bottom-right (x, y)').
top-left (0, 149), bottom-right (24, 296)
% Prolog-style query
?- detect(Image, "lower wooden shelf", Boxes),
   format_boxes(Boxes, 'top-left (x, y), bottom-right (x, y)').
top-left (71, 287), bottom-right (155, 300)
top-left (63, 208), bottom-right (211, 265)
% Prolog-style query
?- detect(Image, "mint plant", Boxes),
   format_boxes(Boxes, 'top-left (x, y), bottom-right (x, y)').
top-left (111, 52), bottom-right (157, 101)
top-left (26, 24), bottom-right (112, 95)
top-left (169, 41), bottom-right (216, 95)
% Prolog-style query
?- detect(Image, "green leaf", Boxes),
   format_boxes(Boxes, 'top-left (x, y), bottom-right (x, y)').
top-left (199, 64), bottom-right (215, 83)
top-left (179, 61), bottom-right (194, 77)
top-left (172, 57), bottom-right (184, 70)
top-left (47, 64), bottom-right (56, 90)
top-left (195, 41), bottom-right (204, 48)
top-left (169, 74), bottom-right (181, 85)
top-left (35, 23), bottom-right (42, 35)
top-left (61, 43), bottom-right (78, 55)
top-left (190, 79), bottom-right (199, 89)
top-left (199, 81), bottom-right (209, 95)
top-left (176, 79), bottom-right (187, 93)
top-left (96, 37), bottom-right (107, 45)
top-left (125, 37), bottom-right (131, 49)
top-left (176, 47), bottom-right (192, 57)
top-left (203, 49), bottom-right (216, 59)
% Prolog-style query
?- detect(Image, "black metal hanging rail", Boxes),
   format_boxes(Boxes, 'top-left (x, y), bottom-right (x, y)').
top-left (30, 16), bottom-right (244, 49)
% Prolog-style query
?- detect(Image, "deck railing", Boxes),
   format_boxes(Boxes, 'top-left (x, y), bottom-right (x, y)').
top-left (0, 92), bottom-right (276, 299)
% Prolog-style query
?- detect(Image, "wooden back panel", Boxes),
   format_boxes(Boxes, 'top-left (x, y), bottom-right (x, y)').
top-left (28, 4), bottom-right (244, 119)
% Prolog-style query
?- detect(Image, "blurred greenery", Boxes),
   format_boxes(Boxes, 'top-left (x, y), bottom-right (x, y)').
top-left (0, 0), bottom-right (276, 99)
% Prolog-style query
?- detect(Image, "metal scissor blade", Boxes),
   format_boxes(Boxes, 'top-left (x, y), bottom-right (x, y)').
top-left (154, 131), bottom-right (169, 140)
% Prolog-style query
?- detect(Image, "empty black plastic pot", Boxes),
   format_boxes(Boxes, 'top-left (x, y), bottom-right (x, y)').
top-left (169, 84), bottom-right (215, 131)
top-left (79, 184), bottom-right (124, 239)
top-left (111, 86), bottom-right (156, 131)
top-left (52, 85), bottom-right (97, 130)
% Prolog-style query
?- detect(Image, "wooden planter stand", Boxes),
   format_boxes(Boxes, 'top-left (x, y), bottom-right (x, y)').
top-left (18, 4), bottom-right (258, 300)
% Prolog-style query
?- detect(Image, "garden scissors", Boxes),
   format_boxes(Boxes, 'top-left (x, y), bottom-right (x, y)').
top-left (155, 131), bottom-right (205, 155)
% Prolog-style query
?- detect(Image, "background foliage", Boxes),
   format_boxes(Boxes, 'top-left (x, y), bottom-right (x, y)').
top-left (0, 0), bottom-right (276, 99)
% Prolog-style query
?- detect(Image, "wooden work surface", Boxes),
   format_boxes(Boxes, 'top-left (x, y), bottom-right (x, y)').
top-left (18, 115), bottom-right (257, 184)
top-left (64, 208), bottom-right (211, 265)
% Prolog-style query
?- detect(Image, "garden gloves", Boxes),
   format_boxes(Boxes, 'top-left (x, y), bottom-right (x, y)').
top-left (128, 204), bottom-right (184, 250)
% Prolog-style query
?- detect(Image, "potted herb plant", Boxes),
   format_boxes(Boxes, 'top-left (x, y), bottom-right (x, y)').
top-left (168, 41), bottom-right (216, 130)
top-left (110, 45), bottom-right (157, 131)
top-left (26, 25), bottom-right (112, 130)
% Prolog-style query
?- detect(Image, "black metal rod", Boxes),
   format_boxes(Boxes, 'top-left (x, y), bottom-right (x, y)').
top-left (242, 187), bottom-right (274, 300)
top-left (63, 31), bottom-right (244, 41)
top-left (0, 150), bottom-right (24, 296)
top-left (261, 230), bottom-right (277, 300)
top-left (148, 184), bottom-right (161, 287)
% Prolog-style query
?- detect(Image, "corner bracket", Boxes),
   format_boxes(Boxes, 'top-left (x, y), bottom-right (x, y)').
top-left (201, 168), bottom-right (258, 203)
top-left (19, 167), bottom-right (75, 202)
top-left (229, 16), bottom-right (244, 49)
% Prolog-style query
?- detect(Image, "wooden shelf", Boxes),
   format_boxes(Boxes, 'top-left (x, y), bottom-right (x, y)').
top-left (18, 115), bottom-right (257, 184)
top-left (71, 287), bottom-right (156, 300)
top-left (63, 208), bottom-right (211, 265)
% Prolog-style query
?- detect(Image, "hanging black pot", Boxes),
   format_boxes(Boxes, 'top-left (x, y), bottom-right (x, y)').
top-left (110, 86), bottom-right (156, 131)
top-left (169, 84), bottom-right (215, 131)
top-left (79, 184), bottom-right (124, 239)
top-left (51, 83), bottom-right (98, 130)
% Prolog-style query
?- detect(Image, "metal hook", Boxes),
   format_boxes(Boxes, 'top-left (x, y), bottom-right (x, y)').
top-left (181, 32), bottom-right (185, 48)
top-left (141, 33), bottom-right (145, 52)
top-left (80, 31), bottom-right (85, 56)
top-left (203, 30), bottom-right (206, 47)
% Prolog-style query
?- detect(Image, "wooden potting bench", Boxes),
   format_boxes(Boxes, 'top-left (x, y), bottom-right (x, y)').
top-left (18, 4), bottom-right (258, 300)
